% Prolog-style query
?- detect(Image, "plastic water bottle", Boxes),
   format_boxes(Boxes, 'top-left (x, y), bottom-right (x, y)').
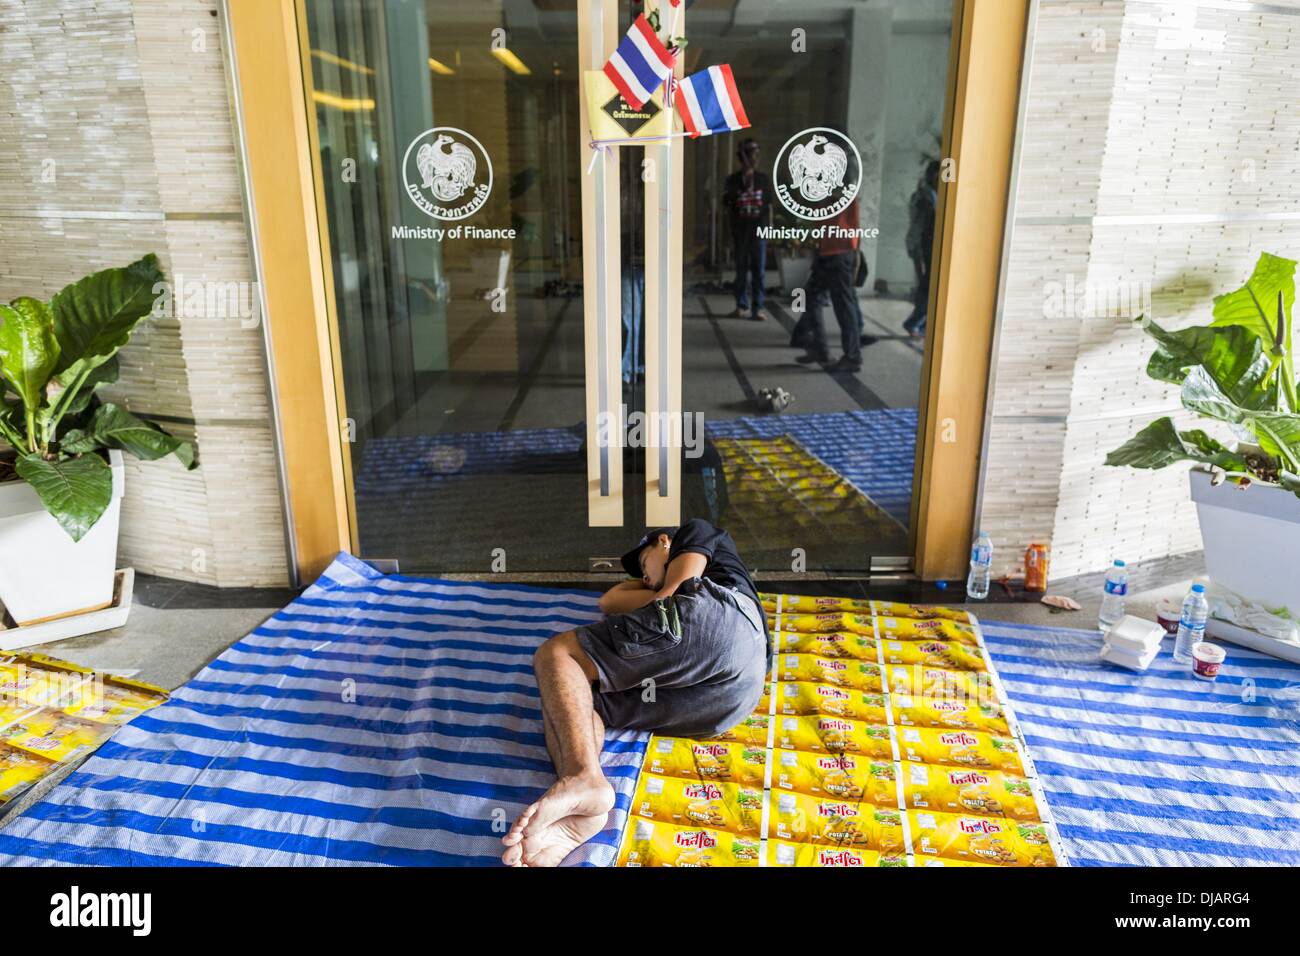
top-left (1098, 560), bottom-right (1128, 632)
top-left (1173, 583), bottom-right (1209, 663)
top-left (966, 532), bottom-right (992, 601)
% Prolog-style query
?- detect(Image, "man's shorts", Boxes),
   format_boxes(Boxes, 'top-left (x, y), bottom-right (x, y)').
top-left (574, 576), bottom-right (768, 738)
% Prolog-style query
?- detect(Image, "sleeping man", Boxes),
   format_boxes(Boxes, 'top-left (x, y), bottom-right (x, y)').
top-left (501, 518), bottom-right (769, 867)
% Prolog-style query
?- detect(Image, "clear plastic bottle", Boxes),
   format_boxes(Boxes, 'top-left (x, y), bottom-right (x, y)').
top-left (966, 532), bottom-right (992, 601)
top-left (1098, 560), bottom-right (1128, 632)
top-left (1173, 583), bottom-right (1209, 663)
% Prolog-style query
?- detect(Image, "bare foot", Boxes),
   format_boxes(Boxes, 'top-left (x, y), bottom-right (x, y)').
top-left (501, 774), bottom-right (615, 867)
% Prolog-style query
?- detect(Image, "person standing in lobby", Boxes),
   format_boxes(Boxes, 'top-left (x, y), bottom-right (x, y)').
top-left (792, 199), bottom-right (873, 373)
top-left (722, 138), bottom-right (772, 321)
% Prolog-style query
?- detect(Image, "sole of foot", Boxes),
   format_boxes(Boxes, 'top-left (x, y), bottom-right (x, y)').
top-left (501, 774), bottom-right (615, 868)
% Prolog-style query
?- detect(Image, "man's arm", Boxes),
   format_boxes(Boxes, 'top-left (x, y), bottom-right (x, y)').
top-left (653, 551), bottom-right (708, 601)
top-left (597, 580), bottom-right (656, 616)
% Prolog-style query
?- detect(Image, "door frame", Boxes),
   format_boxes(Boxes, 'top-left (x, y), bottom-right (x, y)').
top-left (223, 0), bottom-right (1028, 583)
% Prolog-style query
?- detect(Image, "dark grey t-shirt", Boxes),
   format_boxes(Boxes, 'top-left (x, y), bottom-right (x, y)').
top-left (669, 519), bottom-right (770, 649)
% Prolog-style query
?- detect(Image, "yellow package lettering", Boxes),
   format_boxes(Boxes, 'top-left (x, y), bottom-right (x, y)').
top-left (892, 693), bottom-right (1011, 736)
top-left (630, 772), bottom-right (764, 836)
top-left (775, 714), bottom-right (893, 757)
top-left (873, 601), bottom-right (972, 623)
top-left (909, 810), bottom-right (1057, 867)
top-left (773, 749), bottom-right (896, 805)
top-left (900, 761), bottom-right (1040, 821)
top-left (877, 617), bottom-right (980, 647)
top-left (776, 681), bottom-right (888, 723)
top-left (770, 791), bottom-right (905, 852)
top-left (879, 639), bottom-right (986, 672)
top-left (896, 726), bottom-right (1026, 775)
top-left (617, 818), bottom-right (760, 867)
top-left (644, 736), bottom-right (767, 788)
top-left (773, 630), bottom-right (876, 660)
top-left (768, 839), bottom-right (901, 867)
top-left (775, 654), bottom-right (882, 691)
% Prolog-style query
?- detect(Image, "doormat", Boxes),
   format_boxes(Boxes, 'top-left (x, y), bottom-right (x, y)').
top-left (616, 595), bottom-right (1067, 867)
top-left (1, 652), bottom-right (168, 817)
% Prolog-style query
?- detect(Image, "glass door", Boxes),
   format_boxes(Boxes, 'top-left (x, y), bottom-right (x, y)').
top-left (301, 0), bottom-right (644, 573)
top-left (675, 0), bottom-right (956, 574)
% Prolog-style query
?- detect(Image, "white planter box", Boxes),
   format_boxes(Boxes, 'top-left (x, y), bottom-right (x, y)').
top-left (0, 450), bottom-right (124, 626)
top-left (1189, 468), bottom-right (1300, 616)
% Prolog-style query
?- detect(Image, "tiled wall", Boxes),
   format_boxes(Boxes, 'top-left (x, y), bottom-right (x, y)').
top-left (981, 0), bottom-right (1300, 579)
top-left (0, 0), bottom-right (289, 586)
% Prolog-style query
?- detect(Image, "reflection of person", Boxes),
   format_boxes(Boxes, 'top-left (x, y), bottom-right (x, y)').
top-left (722, 139), bottom-right (772, 321)
top-left (792, 200), bottom-right (872, 372)
top-left (904, 160), bottom-right (939, 338)
top-left (622, 234), bottom-right (644, 386)
top-left (501, 519), bottom-right (769, 867)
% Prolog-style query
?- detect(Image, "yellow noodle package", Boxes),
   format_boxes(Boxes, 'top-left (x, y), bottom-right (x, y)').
top-left (896, 726), bottom-right (1026, 776)
top-left (773, 630), bottom-right (876, 660)
top-left (775, 714), bottom-right (894, 757)
top-left (899, 761), bottom-right (1040, 821)
top-left (62, 679), bottom-right (167, 725)
top-left (884, 663), bottom-right (988, 700)
top-left (767, 839), bottom-right (901, 867)
top-left (773, 749), bottom-right (895, 805)
top-left (891, 693), bottom-right (1011, 736)
top-left (630, 772), bottom-right (764, 836)
top-left (712, 712), bottom-right (771, 746)
top-left (879, 639), bottom-right (986, 672)
top-left (908, 810), bottom-right (1057, 867)
top-left (876, 617), bottom-right (980, 647)
top-left (0, 661), bottom-right (87, 709)
top-left (617, 818), bottom-right (760, 867)
top-left (761, 594), bottom-right (873, 615)
top-left (775, 612), bottom-right (877, 637)
top-left (873, 601), bottom-right (973, 624)
top-left (0, 710), bottom-right (110, 763)
top-left (776, 681), bottom-right (888, 723)
top-left (774, 654), bottom-right (882, 692)
top-left (769, 791), bottom-right (905, 852)
top-left (0, 744), bottom-right (54, 804)
top-left (644, 736), bottom-right (768, 788)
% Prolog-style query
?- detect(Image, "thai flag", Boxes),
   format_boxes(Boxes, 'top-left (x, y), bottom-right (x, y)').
top-left (603, 14), bottom-right (675, 110)
top-left (674, 65), bottom-right (750, 138)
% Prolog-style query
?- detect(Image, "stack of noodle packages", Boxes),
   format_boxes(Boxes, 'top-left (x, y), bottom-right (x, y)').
top-left (616, 593), bottom-right (1065, 868)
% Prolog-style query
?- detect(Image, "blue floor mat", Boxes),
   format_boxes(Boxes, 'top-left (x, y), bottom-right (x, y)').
top-left (984, 619), bottom-right (1300, 866)
top-left (0, 555), bottom-right (647, 867)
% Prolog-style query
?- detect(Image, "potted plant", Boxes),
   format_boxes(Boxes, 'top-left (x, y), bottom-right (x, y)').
top-left (0, 254), bottom-right (195, 626)
top-left (1106, 251), bottom-right (1299, 643)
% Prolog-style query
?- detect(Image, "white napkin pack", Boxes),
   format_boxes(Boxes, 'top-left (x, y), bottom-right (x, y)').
top-left (1100, 615), bottom-right (1166, 671)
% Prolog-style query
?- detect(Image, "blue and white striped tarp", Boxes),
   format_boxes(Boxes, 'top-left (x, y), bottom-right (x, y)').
top-left (4, 571), bottom-right (1296, 868)
top-left (983, 619), bottom-right (1300, 867)
top-left (0, 554), bottom-right (648, 867)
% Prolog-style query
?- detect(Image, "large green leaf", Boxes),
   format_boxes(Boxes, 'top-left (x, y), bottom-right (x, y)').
top-left (50, 254), bottom-right (164, 377)
top-left (0, 297), bottom-right (60, 414)
top-left (13, 452), bottom-right (114, 541)
top-left (1211, 252), bottom-right (1296, 406)
top-left (38, 355), bottom-right (119, 434)
top-left (1145, 320), bottom-right (1277, 410)
top-left (1105, 416), bottom-right (1251, 472)
top-left (1182, 366), bottom-right (1300, 471)
top-left (1212, 252), bottom-right (1296, 344)
top-left (60, 402), bottom-right (195, 468)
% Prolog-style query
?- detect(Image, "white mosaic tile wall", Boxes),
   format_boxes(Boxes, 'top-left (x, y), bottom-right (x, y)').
top-left (0, 0), bottom-right (289, 586)
top-left (982, 0), bottom-right (1300, 579)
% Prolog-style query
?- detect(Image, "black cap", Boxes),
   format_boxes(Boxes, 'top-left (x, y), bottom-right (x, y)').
top-left (620, 527), bottom-right (675, 578)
